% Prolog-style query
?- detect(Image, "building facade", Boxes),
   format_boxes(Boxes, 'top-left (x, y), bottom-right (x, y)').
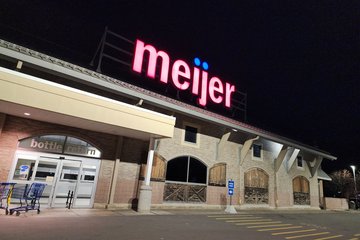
top-left (0, 38), bottom-right (335, 211)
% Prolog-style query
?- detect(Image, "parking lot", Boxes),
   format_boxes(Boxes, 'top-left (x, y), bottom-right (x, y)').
top-left (0, 208), bottom-right (359, 240)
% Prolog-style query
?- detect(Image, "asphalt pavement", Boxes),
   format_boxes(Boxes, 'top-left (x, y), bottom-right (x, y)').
top-left (0, 208), bottom-right (360, 240)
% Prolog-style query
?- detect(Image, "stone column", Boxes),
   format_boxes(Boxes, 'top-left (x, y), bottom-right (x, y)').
top-left (137, 137), bottom-right (155, 213)
top-left (107, 136), bottom-right (123, 208)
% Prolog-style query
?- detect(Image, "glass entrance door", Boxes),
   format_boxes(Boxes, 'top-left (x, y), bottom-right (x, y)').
top-left (51, 160), bottom-right (81, 208)
top-left (75, 163), bottom-right (98, 207)
top-left (34, 158), bottom-right (59, 206)
top-left (50, 158), bottom-right (100, 208)
top-left (11, 152), bottom-right (100, 209)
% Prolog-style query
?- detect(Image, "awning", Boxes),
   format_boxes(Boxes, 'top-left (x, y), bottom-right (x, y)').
top-left (0, 67), bottom-right (175, 140)
top-left (318, 168), bottom-right (332, 181)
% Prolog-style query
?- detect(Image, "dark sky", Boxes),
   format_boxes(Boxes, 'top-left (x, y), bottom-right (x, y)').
top-left (1, 1), bottom-right (359, 172)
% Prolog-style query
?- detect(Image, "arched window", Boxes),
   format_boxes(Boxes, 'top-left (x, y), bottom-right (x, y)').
top-left (166, 156), bottom-right (207, 184)
top-left (164, 156), bottom-right (207, 203)
top-left (244, 168), bottom-right (269, 204)
top-left (293, 176), bottom-right (310, 205)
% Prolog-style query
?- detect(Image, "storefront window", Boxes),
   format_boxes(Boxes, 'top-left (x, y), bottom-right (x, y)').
top-left (35, 161), bottom-right (57, 182)
top-left (81, 165), bottom-right (96, 182)
top-left (12, 158), bottom-right (36, 181)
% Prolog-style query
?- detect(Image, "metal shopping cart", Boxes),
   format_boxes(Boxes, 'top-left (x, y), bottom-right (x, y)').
top-left (0, 182), bottom-right (16, 215)
top-left (9, 183), bottom-right (46, 216)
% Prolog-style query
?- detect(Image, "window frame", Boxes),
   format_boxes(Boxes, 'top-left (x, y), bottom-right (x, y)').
top-left (297, 155), bottom-right (304, 169)
top-left (182, 122), bottom-right (200, 148)
top-left (252, 143), bottom-right (263, 160)
top-left (165, 156), bottom-right (207, 185)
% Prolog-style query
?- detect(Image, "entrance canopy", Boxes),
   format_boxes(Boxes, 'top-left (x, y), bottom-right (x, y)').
top-left (0, 67), bottom-right (175, 140)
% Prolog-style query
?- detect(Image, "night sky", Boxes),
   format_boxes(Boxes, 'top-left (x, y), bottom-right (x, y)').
top-left (1, 1), bottom-right (359, 172)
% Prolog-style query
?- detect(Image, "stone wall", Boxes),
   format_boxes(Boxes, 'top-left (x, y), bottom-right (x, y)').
top-left (0, 113), bottom-right (326, 210)
top-left (324, 197), bottom-right (349, 210)
top-left (157, 114), bottom-right (240, 206)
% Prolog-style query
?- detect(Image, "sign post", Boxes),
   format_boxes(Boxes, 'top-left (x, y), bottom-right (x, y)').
top-left (225, 179), bottom-right (237, 214)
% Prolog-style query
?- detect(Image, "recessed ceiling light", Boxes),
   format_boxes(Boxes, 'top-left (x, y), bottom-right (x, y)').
top-left (24, 112), bottom-right (31, 116)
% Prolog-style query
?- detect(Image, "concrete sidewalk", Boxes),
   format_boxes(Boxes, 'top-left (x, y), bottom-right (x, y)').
top-left (0, 208), bottom-right (173, 218)
top-left (0, 207), bottom-right (228, 218)
top-left (1, 207), bottom-right (358, 219)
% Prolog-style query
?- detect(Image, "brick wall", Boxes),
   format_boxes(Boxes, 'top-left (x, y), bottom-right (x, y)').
top-left (0, 114), bottom-right (121, 203)
top-left (207, 186), bottom-right (227, 206)
top-left (94, 159), bottom-right (115, 204)
top-left (149, 181), bottom-right (165, 204)
top-left (113, 161), bottom-right (140, 204)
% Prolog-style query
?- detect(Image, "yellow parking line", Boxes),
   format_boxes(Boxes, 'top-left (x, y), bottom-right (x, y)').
top-left (285, 232), bottom-right (330, 239)
top-left (227, 219), bottom-right (272, 223)
top-left (210, 216), bottom-right (253, 219)
top-left (217, 217), bottom-right (262, 220)
top-left (258, 226), bottom-right (303, 232)
top-left (247, 224), bottom-right (292, 229)
top-left (349, 238), bottom-right (359, 240)
top-left (236, 221), bottom-right (282, 226)
top-left (208, 215), bottom-right (253, 218)
top-left (272, 229), bottom-right (317, 235)
top-left (225, 217), bottom-right (264, 222)
top-left (313, 235), bottom-right (343, 240)
top-left (355, 234), bottom-right (360, 237)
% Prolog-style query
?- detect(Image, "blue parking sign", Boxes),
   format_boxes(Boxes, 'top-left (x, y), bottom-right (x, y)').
top-left (228, 188), bottom-right (234, 196)
top-left (228, 180), bottom-right (234, 189)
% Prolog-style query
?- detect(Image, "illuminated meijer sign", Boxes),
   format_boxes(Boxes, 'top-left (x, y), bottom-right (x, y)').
top-left (132, 39), bottom-right (235, 108)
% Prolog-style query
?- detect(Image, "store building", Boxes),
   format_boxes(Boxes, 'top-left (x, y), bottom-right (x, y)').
top-left (0, 35), bottom-right (335, 211)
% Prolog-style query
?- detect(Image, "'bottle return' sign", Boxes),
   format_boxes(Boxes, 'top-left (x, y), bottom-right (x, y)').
top-left (18, 135), bottom-right (101, 158)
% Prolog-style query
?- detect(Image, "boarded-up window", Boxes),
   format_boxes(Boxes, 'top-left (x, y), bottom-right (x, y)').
top-left (208, 163), bottom-right (226, 187)
top-left (244, 168), bottom-right (269, 204)
top-left (293, 176), bottom-right (310, 193)
top-left (139, 153), bottom-right (166, 182)
top-left (293, 176), bottom-right (310, 205)
top-left (244, 168), bottom-right (269, 188)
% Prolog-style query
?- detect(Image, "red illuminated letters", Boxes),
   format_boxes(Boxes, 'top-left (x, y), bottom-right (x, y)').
top-left (132, 39), bottom-right (235, 108)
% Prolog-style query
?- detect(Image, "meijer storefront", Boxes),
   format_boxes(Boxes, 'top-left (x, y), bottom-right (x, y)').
top-left (0, 36), bottom-right (335, 212)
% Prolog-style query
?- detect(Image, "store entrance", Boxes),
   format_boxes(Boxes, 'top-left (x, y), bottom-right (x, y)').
top-left (11, 152), bottom-right (100, 208)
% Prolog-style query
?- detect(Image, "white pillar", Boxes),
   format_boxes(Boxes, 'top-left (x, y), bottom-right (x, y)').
top-left (144, 150), bottom-right (155, 186)
top-left (137, 138), bottom-right (155, 213)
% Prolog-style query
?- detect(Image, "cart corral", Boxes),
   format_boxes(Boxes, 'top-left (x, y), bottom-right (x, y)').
top-left (0, 182), bottom-right (46, 216)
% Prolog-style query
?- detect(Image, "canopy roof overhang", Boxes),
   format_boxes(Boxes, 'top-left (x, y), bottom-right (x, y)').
top-left (0, 67), bottom-right (175, 140)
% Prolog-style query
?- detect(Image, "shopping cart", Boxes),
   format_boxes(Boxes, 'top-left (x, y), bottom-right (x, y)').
top-left (9, 183), bottom-right (46, 216)
top-left (0, 182), bottom-right (16, 215)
